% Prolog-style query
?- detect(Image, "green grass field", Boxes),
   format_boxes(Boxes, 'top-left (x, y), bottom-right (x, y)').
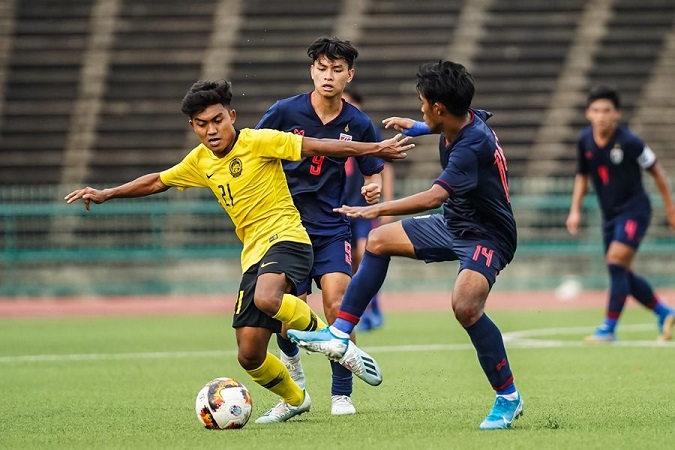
top-left (1, 308), bottom-right (674, 449)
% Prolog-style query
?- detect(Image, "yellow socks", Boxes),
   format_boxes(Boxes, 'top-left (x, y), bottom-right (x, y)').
top-left (273, 294), bottom-right (327, 331)
top-left (247, 352), bottom-right (304, 406)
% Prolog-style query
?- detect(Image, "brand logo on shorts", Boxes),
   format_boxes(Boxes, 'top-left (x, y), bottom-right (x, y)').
top-left (261, 261), bottom-right (278, 268)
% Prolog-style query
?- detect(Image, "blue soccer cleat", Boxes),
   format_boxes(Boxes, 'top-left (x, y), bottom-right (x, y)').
top-left (287, 327), bottom-right (383, 386)
top-left (479, 393), bottom-right (524, 430)
top-left (584, 325), bottom-right (616, 343)
top-left (657, 312), bottom-right (675, 342)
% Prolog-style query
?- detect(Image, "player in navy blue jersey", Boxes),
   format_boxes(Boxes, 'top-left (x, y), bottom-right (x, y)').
top-left (289, 61), bottom-right (524, 430)
top-left (567, 85), bottom-right (675, 343)
top-left (256, 37), bottom-right (384, 416)
top-left (342, 88), bottom-right (395, 332)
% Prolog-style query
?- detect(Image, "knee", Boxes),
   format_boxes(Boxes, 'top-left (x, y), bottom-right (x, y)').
top-left (253, 289), bottom-right (282, 317)
top-left (364, 228), bottom-right (387, 254)
top-left (237, 347), bottom-right (266, 371)
top-left (452, 303), bottom-right (483, 328)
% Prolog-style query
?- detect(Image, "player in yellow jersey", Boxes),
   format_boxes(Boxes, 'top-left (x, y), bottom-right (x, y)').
top-left (65, 79), bottom-right (413, 424)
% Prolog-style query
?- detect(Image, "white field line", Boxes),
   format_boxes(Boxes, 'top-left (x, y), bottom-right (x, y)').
top-left (1, 324), bottom-right (672, 364)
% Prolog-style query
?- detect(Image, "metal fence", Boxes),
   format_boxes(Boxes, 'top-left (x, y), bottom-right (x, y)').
top-left (1, 178), bottom-right (673, 297)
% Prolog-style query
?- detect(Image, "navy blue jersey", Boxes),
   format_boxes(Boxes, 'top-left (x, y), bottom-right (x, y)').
top-left (344, 127), bottom-right (382, 207)
top-left (433, 109), bottom-right (517, 260)
top-left (256, 92), bottom-right (384, 236)
top-left (576, 125), bottom-right (655, 221)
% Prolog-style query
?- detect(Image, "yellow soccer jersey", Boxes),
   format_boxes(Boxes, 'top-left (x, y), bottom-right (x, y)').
top-left (160, 128), bottom-right (311, 271)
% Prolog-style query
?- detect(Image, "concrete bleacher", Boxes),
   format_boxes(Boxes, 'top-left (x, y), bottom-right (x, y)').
top-left (88, 0), bottom-right (219, 184)
top-left (2, 1), bottom-right (675, 185)
top-left (470, 0), bottom-right (588, 178)
top-left (0, 0), bottom-right (95, 185)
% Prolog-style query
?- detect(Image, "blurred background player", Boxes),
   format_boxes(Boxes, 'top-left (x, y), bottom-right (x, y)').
top-left (256, 37), bottom-right (385, 415)
top-left (65, 79), bottom-right (410, 424)
top-left (566, 85), bottom-right (675, 343)
top-left (290, 61), bottom-right (523, 430)
top-left (342, 87), bottom-right (395, 332)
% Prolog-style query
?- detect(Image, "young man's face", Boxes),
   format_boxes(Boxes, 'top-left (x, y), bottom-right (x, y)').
top-left (189, 104), bottom-right (237, 155)
top-left (586, 98), bottom-right (620, 134)
top-left (419, 94), bottom-right (441, 133)
top-left (310, 55), bottom-right (354, 99)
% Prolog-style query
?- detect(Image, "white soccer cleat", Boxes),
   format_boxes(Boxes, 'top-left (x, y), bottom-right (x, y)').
top-left (254, 390), bottom-right (311, 424)
top-left (288, 327), bottom-right (383, 386)
top-left (331, 395), bottom-right (357, 415)
top-left (337, 341), bottom-right (383, 386)
top-left (280, 351), bottom-right (306, 389)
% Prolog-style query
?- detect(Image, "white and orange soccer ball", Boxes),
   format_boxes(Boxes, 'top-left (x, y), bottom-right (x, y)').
top-left (195, 377), bottom-right (252, 429)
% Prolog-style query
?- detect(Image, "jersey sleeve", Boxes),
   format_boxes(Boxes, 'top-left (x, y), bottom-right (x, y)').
top-left (434, 145), bottom-right (478, 197)
top-left (159, 150), bottom-right (205, 191)
top-left (252, 128), bottom-right (303, 161)
top-left (637, 145), bottom-right (656, 169)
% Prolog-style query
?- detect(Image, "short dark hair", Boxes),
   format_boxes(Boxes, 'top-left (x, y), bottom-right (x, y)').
top-left (416, 61), bottom-right (474, 117)
top-left (586, 85), bottom-right (620, 109)
top-left (307, 36), bottom-right (359, 69)
top-left (181, 79), bottom-right (233, 117)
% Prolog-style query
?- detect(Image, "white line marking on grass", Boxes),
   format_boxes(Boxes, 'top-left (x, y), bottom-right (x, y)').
top-left (1, 324), bottom-right (672, 364)
top-left (0, 350), bottom-right (236, 363)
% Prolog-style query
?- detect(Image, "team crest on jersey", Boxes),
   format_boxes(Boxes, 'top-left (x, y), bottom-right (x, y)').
top-left (345, 124), bottom-right (349, 132)
top-left (610, 145), bottom-right (624, 165)
top-left (339, 133), bottom-right (352, 141)
top-left (229, 158), bottom-right (243, 178)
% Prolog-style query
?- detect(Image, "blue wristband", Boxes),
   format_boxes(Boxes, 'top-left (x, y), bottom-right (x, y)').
top-left (403, 121), bottom-right (431, 137)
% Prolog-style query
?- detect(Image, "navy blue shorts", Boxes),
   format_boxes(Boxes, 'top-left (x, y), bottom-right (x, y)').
top-left (401, 214), bottom-right (510, 287)
top-left (602, 211), bottom-right (651, 252)
top-left (350, 217), bottom-right (377, 242)
top-left (297, 232), bottom-right (353, 295)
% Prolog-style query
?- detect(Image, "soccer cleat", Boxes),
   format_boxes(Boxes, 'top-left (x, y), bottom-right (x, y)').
top-left (657, 313), bottom-right (675, 342)
top-left (479, 393), bottom-right (524, 430)
top-left (358, 309), bottom-right (383, 332)
top-left (583, 326), bottom-right (616, 343)
top-left (287, 328), bottom-right (383, 386)
top-left (254, 390), bottom-right (311, 424)
top-left (331, 395), bottom-right (357, 415)
top-left (280, 351), bottom-right (306, 389)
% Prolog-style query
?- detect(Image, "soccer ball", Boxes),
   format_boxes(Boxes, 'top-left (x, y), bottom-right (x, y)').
top-left (195, 377), bottom-right (252, 429)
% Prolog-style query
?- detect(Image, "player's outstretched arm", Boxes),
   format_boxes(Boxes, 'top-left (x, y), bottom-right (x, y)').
top-left (648, 161), bottom-right (675, 230)
top-left (65, 173), bottom-right (170, 211)
top-left (382, 117), bottom-right (431, 136)
top-left (335, 185), bottom-right (448, 219)
top-left (300, 133), bottom-right (414, 161)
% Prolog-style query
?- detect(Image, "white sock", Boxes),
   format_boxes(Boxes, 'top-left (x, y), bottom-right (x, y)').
top-left (498, 392), bottom-right (519, 401)
top-left (329, 325), bottom-right (350, 339)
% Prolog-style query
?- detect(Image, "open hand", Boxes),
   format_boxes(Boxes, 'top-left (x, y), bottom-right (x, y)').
top-left (64, 187), bottom-right (106, 211)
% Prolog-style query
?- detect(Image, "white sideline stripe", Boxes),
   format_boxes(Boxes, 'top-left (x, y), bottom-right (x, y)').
top-left (1, 324), bottom-right (672, 364)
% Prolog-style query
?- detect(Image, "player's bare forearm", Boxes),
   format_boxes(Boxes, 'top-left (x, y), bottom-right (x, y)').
top-left (568, 174), bottom-right (588, 213)
top-left (65, 173), bottom-right (169, 211)
top-left (336, 186), bottom-right (447, 218)
top-left (566, 174), bottom-right (588, 234)
top-left (301, 134), bottom-right (414, 161)
top-left (649, 162), bottom-right (675, 229)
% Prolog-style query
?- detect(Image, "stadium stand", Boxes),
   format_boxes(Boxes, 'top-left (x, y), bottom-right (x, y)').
top-left (0, 0), bottom-right (95, 185)
top-left (1, 0), bottom-right (675, 296)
